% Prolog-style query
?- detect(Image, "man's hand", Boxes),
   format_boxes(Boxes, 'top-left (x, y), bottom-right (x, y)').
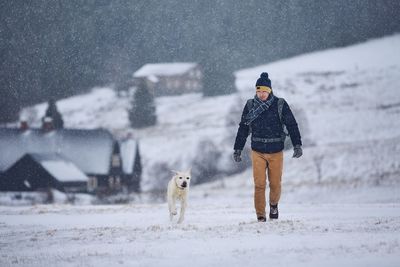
top-left (292, 145), bottom-right (303, 158)
top-left (233, 150), bottom-right (242, 162)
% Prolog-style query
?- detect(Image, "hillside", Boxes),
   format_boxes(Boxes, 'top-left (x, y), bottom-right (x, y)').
top-left (19, 34), bottom-right (400, 193)
top-left (3, 34), bottom-right (400, 267)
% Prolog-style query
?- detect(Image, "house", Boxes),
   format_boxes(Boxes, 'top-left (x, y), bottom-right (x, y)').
top-left (3, 153), bottom-right (88, 193)
top-left (0, 125), bottom-right (142, 195)
top-left (133, 62), bottom-right (202, 96)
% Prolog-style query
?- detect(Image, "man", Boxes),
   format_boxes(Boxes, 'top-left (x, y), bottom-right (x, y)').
top-left (233, 72), bottom-right (302, 222)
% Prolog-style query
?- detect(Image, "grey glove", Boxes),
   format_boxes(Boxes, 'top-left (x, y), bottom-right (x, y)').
top-left (233, 150), bottom-right (242, 162)
top-left (292, 145), bottom-right (303, 158)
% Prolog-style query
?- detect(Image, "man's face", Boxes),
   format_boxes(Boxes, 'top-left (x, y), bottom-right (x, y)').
top-left (256, 91), bottom-right (269, 101)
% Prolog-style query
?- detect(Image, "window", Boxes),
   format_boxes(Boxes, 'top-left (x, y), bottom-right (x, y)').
top-left (112, 155), bottom-right (121, 167)
top-left (115, 176), bottom-right (121, 189)
top-left (87, 176), bottom-right (98, 191)
top-left (108, 176), bottom-right (115, 188)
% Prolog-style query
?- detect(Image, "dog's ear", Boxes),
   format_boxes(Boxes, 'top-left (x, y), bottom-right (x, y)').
top-left (171, 170), bottom-right (179, 175)
top-left (186, 167), bottom-right (192, 174)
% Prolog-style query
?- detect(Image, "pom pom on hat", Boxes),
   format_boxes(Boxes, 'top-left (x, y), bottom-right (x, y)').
top-left (255, 72), bottom-right (272, 93)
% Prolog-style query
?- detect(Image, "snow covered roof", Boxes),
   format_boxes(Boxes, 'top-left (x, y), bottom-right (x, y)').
top-left (133, 62), bottom-right (198, 78)
top-left (29, 153), bottom-right (88, 182)
top-left (119, 139), bottom-right (137, 174)
top-left (0, 128), bottom-right (114, 175)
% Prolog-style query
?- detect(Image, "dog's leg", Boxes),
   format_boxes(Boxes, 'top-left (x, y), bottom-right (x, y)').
top-left (177, 198), bottom-right (187, 224)
top-left (168, 195), bottom-right (177, 221)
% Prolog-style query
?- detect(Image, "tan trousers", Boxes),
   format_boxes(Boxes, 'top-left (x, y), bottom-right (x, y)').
top-left (251, 150), bottom-right (283, 217)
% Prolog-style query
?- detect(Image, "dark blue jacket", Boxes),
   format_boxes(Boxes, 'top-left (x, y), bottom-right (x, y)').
top-left (234, 95), bottom-right (302, 153)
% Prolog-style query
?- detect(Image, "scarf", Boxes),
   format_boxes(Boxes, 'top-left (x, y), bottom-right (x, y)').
top-left (244, 94), bottom-right (276, 126)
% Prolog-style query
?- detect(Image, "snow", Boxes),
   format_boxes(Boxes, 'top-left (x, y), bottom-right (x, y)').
top-left (3, 34), bottom-right (400, 266)
top-left (15, 34), bottom-right (400, 190)
top-left (119, 139), bottom-right (137, 174)
top-left (235, 34), bottom-right (400, 90)
top-left (40, 159), bottom-right (88, 182)
top-left (58, 129), bottom-right (114, 175)
top-left (133, 62), bottom-right (198, 77)
top-left (20, 88), bottom-right (129, 130)
top-left (1, 188), bottom-right (400, 266)
top-left (0, 128), bottom-right (115, 175)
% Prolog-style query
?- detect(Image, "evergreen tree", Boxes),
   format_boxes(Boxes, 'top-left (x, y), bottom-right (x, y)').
top-left (129, 80), bottom-right (157, 128)
top-left (2, 1), bottom-right (400, 107)
top-left (42, 99), bottom-right (64, 129)
top-left (130, 141), bottom-right (142, 193)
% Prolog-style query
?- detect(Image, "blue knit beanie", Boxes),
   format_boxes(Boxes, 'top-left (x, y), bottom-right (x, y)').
top-left (255, 72), bottom-right (272, 93)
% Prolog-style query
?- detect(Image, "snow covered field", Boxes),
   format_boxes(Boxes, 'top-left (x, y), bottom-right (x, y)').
top-left (2, 35), bottom-right (400, 266)
top-left (1, 187), bottom-right (400, 267)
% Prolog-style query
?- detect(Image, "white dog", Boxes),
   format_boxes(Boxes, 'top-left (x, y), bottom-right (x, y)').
top-left (167, 169), bottom-right (191, 223)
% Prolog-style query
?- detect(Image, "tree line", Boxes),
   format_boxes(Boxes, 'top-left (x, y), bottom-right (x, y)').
top-left (1, 0), bottom-right (400, 123)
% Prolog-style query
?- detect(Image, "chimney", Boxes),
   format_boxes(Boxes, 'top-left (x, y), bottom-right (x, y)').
top-left (19, 120), bottom-right (29, 131)
top-left (42, 117), bottom-right (54, 132)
